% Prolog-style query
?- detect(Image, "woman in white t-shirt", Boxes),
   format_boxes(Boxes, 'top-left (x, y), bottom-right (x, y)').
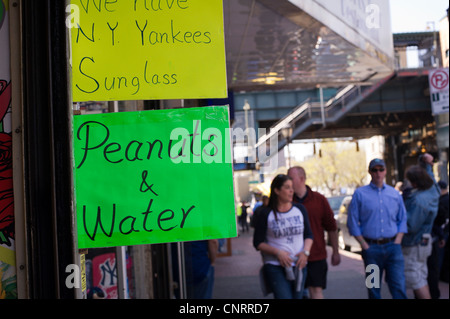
top-left (253, 174), bottom-right (314, 299)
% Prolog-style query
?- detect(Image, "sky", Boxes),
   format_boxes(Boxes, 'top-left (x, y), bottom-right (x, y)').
top-left (389, 0), bottom-right (448, 67)
top-left (389, 0), bottom-right (448, 33)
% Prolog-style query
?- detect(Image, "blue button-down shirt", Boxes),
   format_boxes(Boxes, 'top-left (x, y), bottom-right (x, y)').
top-left (347, 182), bottom-right (408, 239)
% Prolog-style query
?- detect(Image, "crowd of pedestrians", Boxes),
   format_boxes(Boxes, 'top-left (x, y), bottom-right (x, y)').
top-left (251, 155), bottom-right (448, 300)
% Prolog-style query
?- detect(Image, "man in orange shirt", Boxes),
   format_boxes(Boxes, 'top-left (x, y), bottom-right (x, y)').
top-left (288, 166), bottom-right (341, 299)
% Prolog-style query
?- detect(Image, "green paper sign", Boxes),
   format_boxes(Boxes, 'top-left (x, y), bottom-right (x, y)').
top-left (73, 106), bottom-right (237, 249)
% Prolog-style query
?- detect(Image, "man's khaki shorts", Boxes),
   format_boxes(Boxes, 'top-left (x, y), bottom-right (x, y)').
top-left (402, 235), bottom-right (432, 290)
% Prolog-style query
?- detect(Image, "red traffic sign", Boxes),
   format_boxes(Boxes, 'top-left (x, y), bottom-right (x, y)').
top-left (430, 69), bottom-right (449, 91)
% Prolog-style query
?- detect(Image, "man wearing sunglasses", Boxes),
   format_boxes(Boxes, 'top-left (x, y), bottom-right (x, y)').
top-left (347, 158), bottom-right (408, 299)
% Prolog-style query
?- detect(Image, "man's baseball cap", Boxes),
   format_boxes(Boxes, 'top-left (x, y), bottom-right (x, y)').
top-left (369, 158), bottom-right (386, 170)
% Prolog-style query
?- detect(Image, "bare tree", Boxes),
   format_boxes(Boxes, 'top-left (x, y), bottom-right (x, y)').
top-left (293, 141), bottom-right (366, 195)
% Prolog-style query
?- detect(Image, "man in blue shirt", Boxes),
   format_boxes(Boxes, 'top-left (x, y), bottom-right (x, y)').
top-left (347, 158), bottom-right (408, 299)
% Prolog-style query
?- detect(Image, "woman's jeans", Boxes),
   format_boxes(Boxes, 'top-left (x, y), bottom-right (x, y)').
top-left (263, 263), bottom-right (306, 299)
top-left (361, 242), bottom-right (407, 299)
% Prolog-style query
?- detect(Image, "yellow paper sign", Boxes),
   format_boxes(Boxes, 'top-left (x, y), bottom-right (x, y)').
top-left (70, 0), bottom-right (227, 101)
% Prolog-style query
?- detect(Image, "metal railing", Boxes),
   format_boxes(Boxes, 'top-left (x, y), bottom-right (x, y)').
top-left (255, 84), bottom-right (363, 149)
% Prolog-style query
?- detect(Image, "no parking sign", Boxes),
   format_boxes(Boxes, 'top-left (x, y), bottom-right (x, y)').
top-left (428, 68), bottom-right (449, 115)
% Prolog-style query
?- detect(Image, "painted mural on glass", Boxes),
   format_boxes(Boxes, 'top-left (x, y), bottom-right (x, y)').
top-left (0, 0), bottom-right (16, 299)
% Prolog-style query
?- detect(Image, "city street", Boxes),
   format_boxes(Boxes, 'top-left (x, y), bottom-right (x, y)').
top-left (213, 229), bottom-right (449, 300)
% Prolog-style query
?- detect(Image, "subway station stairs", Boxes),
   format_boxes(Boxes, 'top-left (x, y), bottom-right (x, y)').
top-left (255, 72), bottom-right (397, 157)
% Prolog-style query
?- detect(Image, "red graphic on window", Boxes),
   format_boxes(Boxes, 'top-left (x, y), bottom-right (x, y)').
top-left (0, 79), bottom-right (13, 246)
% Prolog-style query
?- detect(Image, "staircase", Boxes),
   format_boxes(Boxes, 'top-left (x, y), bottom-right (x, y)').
top-left (255, 72), bottom-right (396, 158)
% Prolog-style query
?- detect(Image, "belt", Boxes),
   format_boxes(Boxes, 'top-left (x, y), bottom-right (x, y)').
top-left (364, 236), bottom-right (396, 245)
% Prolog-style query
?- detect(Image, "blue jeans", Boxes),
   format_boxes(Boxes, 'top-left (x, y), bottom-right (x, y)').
top-left (263, 264), bottom-right (306, 299)
top-left (361, 242), bottom-right (407, 299)
top-left (193, 266), bottom-right (214, 299)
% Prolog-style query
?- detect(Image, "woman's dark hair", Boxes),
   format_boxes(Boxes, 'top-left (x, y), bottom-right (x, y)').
top-left (269, 174), bottom-right (292, 221)
top-left (405, 165), bottom-right (434, 190)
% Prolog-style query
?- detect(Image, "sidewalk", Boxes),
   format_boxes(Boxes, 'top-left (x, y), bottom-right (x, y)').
top-left (213, 230), bottom-right (449, 299)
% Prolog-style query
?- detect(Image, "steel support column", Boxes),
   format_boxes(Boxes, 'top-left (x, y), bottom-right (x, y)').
top-left (21, 0), bottom-right (77, 298)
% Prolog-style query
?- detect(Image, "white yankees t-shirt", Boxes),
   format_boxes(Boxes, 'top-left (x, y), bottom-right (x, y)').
top-left (262, 205), bottom-right (305, 266)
